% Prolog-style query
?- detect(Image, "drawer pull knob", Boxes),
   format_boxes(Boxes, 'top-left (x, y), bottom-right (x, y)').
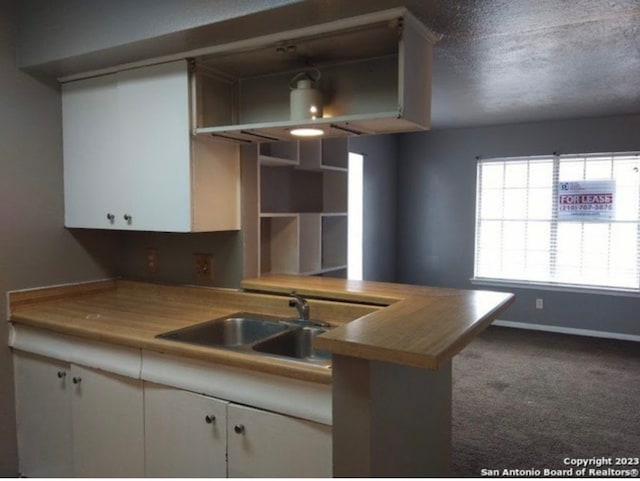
top-left (234, 424), bottom-right (245, 434)
top-left (123, 214), bottom-right (132, 222)
top-left (205, 415), bottom-right (216, 424)
top-left (106, 213), bottom-right (115, 222)
top-left (72, 377), bottom-right (82, 384)
top-left (57, 371), bottom-right (66, 379)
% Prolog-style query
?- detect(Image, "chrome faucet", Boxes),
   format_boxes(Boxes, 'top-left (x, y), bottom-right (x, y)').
top-left (287, 292), bottom-right (330, 327)
top-left (288, 291), bottom-right (310, 322)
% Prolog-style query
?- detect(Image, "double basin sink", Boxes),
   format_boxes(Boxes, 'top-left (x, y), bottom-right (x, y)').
top-left (157, 312), bottom-right (332, 368)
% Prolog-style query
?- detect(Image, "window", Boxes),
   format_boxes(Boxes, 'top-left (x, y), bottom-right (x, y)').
top-left (474, 153), bottom-right (640, 292)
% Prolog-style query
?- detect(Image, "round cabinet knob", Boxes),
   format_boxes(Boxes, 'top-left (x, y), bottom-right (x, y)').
top-left (106, 213), bottom-right (115, 222)
top-left (57, 371), bottom-right (66, 379)
top-left (123, 214), bottom-right (132, 223)
top-left (72, 377), bottom-right (82, 384)
top-left (234, 424), bottom-right (245, 435)
top-left (205, 415), bottom-right (216, 424)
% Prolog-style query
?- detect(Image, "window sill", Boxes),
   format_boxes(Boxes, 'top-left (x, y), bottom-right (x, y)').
top-left (470, 277), bottom-right (640, 297)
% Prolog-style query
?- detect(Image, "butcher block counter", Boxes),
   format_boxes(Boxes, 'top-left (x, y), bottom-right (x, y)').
top-left (8, 276), bottom-right (513, 383)
top-left (8, 276), bottom-right (514, 477)
top-left (243, 274), bottom-right (514, 370)
top-left (8, 279), bottom-right (380, 384)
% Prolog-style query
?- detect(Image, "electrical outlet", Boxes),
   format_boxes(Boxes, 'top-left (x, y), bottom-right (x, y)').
top-left (193, 254), bottom-right (214, 281)
top-left (145, 248), bottom-right (159, 274)
top-left (536, 298), bottom-right (543, 309)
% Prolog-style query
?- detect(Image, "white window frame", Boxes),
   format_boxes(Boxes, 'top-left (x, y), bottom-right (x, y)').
top-left (472, 152), bottom-right (640, 295)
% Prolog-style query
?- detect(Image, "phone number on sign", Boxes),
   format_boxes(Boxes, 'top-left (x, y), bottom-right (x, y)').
top-left (558, 204), bottom-right (613, 211)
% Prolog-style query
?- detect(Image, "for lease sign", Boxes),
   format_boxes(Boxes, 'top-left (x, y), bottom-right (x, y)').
top-left (557, 180), bottom-right (616, 221)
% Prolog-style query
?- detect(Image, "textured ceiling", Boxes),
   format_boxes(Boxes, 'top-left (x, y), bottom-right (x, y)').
top-left (402, 0), bottom-right (640, 128)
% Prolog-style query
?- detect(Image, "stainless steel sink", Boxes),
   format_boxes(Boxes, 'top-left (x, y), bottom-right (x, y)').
top-left (253, 326), bottom-right (331, 362)
top-left (156, 313), bottom-right (289, 347)
top-left (156, 312), bottom-right (332, 368)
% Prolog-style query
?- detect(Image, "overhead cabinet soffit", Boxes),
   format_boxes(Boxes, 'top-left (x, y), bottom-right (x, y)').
top-left (59, 8), bottom-right (437, 144)
top-left (190, 9), bottom-right (438, 142)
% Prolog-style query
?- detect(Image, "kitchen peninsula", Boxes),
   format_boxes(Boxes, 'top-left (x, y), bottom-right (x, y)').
top-left (8, 276), bottom-right (513, 477)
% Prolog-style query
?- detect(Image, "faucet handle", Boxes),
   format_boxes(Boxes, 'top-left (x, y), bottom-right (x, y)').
top-left (289, 291), bottom-right (302, 306)
top-left (288, 291), bottom-right (310, 321)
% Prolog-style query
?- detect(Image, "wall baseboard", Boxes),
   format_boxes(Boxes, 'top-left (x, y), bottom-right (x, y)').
top-left (492, 319), bottom-right (640, 343)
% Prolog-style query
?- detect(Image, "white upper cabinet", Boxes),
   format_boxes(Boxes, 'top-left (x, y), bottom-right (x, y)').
top-left (62, 60), bottom-right (240, 232)
top-left (62, 73), bottom-right (120, 229)
top-left (192, 8), bottom-right (437, 142)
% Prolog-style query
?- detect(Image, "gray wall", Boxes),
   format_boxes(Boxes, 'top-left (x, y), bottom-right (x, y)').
top-left (15, 0), bottom-right (304, 77)
top-left (0, 1), bottom-right (120, 474)
top-left (350, 134), bottom-right (398, 282)
top-left (397, 114), bottom-right (640, 336)
top-left (15, 0), bottom-right (301, 66)
top-left (118, 231), bottom-right (243, 288)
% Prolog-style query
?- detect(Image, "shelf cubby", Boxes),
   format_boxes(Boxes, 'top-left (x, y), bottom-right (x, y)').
top-left (259, 214), bottom-right (299, 275)
top-left (321, 214), bottom-right (348, 272)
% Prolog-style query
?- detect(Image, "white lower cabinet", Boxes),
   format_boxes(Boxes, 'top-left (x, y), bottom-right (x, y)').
top-left (71, 364), bottom-right (144, 477)
top-left (14, 351), bottom-right (73, 477)
top-left (144, 383), bottom-right (228, 477)
top-left (13, 352), bottom-right (144, 477)
top-left (144, 384), bottom-right (332, 478)
top-left (227, 403), bottom-right (332, 478)
top-left (13, 346), bottom-right (330, 478)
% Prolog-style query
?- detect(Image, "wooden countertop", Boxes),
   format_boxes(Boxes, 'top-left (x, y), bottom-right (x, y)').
top-left (242, 274), bottom-right (515, 370)
top-left (8, 280), bottom-right (377, 385)
top-left (9, 276), bottom-right (514, 381)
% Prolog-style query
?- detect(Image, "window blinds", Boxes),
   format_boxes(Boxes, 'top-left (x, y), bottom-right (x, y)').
top-left (474, 153), bottom-right (640, 291)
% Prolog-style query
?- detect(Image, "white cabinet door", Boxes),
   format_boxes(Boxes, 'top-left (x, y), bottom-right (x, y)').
top-left (116, 60), bottom-right (192, 232)
top-left (62, 73), bottom-right (121, 229)
top-left (144, 383), bottom-right (228, 477)
top-left (227, 403), bottom-right (332, 478)
top-left (13, 352), bottom-right (73, 477)
top-left (70, 365), bottom-right (144, 477)
top-left (62, 60), bottom-right (240, 232)
top-left (62, 60), bottom-right (192, 232)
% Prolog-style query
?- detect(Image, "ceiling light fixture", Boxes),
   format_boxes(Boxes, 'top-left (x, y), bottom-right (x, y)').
top-left (290, 68), bottom-right (322, 121)
top-left (290, 128), bottom-right (324, 137)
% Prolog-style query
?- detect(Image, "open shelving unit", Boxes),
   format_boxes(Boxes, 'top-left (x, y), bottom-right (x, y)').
top-left (243, 137), bottom-right (348, 278)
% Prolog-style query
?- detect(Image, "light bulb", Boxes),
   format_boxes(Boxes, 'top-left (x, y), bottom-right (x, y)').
top-left (291, 128), bottom-right (324, 137)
